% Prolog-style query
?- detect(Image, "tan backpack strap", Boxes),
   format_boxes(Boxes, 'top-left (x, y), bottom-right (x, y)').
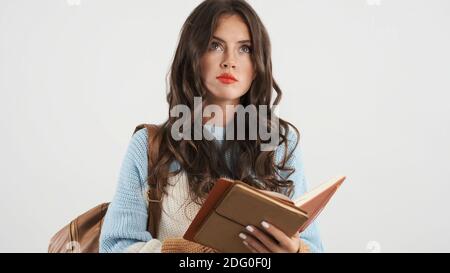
top-left (133, 123), bottom-right (162, 239)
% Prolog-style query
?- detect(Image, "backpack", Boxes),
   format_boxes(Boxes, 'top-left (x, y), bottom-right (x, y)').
top-left (48, 124), bottom-right (162, 253)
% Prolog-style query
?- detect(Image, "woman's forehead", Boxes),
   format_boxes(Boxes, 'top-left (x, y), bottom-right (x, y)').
top-left (213, 14), bottom-right (251, 42)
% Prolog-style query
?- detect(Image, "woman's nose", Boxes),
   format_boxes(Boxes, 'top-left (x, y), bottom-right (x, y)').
top-left (221, 52), bottom-right (236, 69)
top-left (221, 62), bottom-right (236, 69)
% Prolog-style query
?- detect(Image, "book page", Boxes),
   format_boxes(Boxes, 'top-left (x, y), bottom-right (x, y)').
top-left (257, 189), bottom-right (293, 202)
top-left (293, 176), bottom-right (345, 207)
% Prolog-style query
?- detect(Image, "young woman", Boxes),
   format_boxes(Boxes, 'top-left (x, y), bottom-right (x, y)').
top-left (100, 0), bottom-right (324, 253)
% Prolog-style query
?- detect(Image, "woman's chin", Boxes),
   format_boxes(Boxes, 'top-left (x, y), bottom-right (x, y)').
top-left (209, 90), bottom-right (246, 103)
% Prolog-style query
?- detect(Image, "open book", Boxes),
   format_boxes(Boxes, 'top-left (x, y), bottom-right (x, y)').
top-left (183, 175), bottom-right (346, 253)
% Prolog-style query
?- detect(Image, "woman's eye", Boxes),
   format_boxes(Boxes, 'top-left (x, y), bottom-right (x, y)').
top-left (210, 41), bottom-right (222, 51)
top-left (209, 42), bottom-right (252, 53)
top-left (240, 45), bottom-right (252, 54)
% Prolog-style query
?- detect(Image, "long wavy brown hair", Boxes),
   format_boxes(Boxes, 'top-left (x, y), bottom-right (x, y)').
top-left (148, 0), bottom-right (301, 207)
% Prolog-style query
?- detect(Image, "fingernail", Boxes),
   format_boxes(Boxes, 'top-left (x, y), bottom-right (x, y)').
top-left (246, 225), bottom-right (254, 232)
top-left (239, 233), bottom-right (247, 240)
top-left (261, 221), bottom-right (270, 229)
top-left (243, 241), bottom-right (249, 246)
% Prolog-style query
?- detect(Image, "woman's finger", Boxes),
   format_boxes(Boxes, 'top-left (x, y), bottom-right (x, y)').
top-left (259, 221), bottom-right (299, 252)
top-left (239, 232), bottom-right (270, 253)
top-left (243, 225), bottom-right (282, 252)
top-left (242, 240), bottom-right (257, 253)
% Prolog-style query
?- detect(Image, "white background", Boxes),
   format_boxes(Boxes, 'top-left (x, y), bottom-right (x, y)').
top-left (1, 0), bottom-right (449, 252)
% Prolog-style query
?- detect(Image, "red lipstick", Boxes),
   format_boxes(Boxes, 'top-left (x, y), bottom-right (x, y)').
top-left (216, 73), bottom-right (238, 84)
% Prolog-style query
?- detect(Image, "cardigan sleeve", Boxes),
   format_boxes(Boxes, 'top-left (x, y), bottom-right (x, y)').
top-left (99, 128), bottom-right (154, 253)
top-left (274, 127), bottom-right (325, 253)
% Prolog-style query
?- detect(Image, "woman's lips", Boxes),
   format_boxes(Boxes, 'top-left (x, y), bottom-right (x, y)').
top-left (216, 73), bottom-right (238, 84)
top-left (217, 77), bottom-right (238, 84)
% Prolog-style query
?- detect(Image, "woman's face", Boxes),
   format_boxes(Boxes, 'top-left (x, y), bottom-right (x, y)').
top-left (200, 14), bottom-right (255, 106)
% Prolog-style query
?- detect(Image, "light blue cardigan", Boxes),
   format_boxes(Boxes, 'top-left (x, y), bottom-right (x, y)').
top-left (99, 124), bottom-right (324, 253)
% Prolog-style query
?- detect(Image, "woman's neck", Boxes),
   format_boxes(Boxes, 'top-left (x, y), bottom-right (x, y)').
top-left (202, 101), bottom-right (237, 128)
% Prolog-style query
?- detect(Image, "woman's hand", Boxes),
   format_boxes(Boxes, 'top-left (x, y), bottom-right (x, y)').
top-left (239, 221), bottom-right (304, 253)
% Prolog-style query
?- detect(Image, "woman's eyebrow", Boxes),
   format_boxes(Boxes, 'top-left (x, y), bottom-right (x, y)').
top-left (212, 35), bottom-right (251, 44)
